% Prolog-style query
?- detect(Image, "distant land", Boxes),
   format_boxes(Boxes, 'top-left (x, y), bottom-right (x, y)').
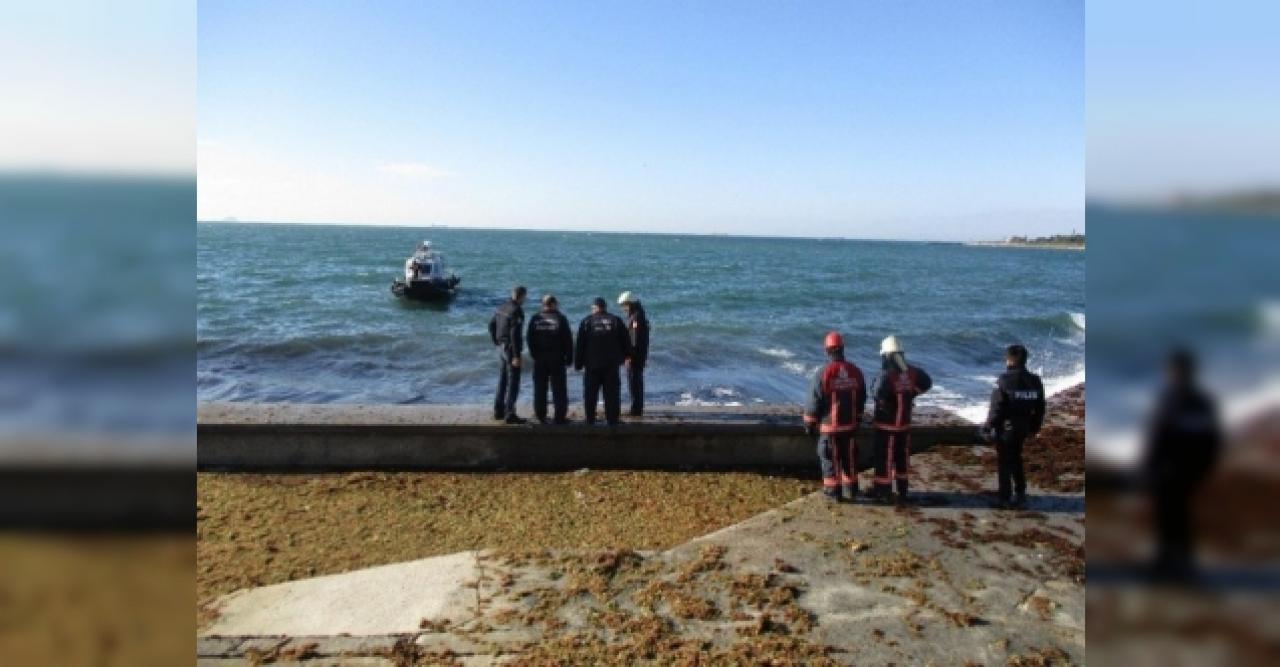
top-left (970, 233), bottom-right (1085, 251)
top-left (1169, 188), bottom-right (1280, 215)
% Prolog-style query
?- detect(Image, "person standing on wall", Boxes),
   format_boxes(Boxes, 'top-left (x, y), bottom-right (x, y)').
top-left (617, 291), bottom-right (650, 417)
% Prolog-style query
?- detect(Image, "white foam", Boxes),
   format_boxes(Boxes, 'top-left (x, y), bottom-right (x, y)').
top-left (781, 361), bottom-right (808, 375)
top-left (1070, 312), bottom-right (1086, 331)
top-left (759, 347), bottom-right (795, 359)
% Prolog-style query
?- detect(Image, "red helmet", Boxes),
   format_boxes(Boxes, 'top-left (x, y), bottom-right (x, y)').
top-left (823, 331), bottom-right (844, 350)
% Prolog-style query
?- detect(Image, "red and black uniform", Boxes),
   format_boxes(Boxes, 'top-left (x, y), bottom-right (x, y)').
top-left (804, 357), bottom-right (867, 499)
top-left (624, 303), bottom-right (650, 416)
top-left (870, 363), bottom-right (933, 499)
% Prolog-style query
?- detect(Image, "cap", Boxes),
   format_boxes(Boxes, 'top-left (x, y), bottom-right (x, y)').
top-left (824, 331), bottom-right (844, 349)
top-left (592, 297), bottom-right (608, 309)
top-left (617, 291), bottom-right (636, 305)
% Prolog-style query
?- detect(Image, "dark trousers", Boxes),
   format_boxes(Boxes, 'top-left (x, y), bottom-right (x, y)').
top-left (817, 432), bottom-right (857, 498)
top-left (493, 351), bottom-right (521, 418)
top-left (1153, 483), bottom-right (1195, 575)
top-left (583, 366), bottom-right (621, 425)
top-left (626, 362), bottom-right (645, 415)
top-left (872, 429), bottom-right (911, 497)
top-left (997, 432), bottom-right (1027, 500)
top-left (532, 361), bottom-right (568, 422)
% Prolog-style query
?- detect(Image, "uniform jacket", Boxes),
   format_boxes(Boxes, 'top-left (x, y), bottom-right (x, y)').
top-left (488, 299), bottom-right (525, 357)
top-left (871, 364), bottom-right (933, 431)
top-left (575, 312), bottom-right (631, 371)
top-left (527, 309), bottom-right (574, 367)
top-left (1145, 384), bottom-right (1221, 488)
top-left (625, 304), bottom-right (651, 365)
top-left (804, 358), bottom-right (867, 434)
top-left (984, 366), bottom-right (1046, 437)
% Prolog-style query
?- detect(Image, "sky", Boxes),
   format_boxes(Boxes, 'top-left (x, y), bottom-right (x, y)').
top-left (1087, 0), bottom-right (1280, 202)
top-left (198, 1), bottom-right (1083, 240)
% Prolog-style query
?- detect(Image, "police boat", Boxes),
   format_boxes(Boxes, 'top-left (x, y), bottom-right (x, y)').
top-left (391, 240), bottom-right (460, 301)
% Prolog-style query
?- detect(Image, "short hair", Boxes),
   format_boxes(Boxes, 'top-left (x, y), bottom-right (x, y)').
top-left (542, 294), bottom-right (557, 306)
top-left (591, 297), bottom-right (607, 309)
top-left (512, 285), bottom-right (527, 299)
top-left (1005, 344), bottom-right (1028, 365)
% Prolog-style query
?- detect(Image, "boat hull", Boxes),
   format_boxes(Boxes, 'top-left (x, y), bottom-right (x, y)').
top-left (391, 277), bottom-right (459, 301)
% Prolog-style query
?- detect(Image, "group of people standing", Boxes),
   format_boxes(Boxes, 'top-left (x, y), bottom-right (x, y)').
top-left (488, 286), bottom-right (649, 426)
top-left (803, 332), bottom-right (1046, 508)
top-left (489, 287), bottom-right (1046, 509)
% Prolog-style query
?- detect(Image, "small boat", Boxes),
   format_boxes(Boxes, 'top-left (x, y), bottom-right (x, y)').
top-left (391, 241), bottom-right (460, 301)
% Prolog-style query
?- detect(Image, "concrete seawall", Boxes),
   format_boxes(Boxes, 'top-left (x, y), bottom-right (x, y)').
top-left (198, 403), bottom-right (980, 472)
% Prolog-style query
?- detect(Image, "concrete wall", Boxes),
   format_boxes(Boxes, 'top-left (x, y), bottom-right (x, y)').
top-left (198, 404), bottom-right (980, 472)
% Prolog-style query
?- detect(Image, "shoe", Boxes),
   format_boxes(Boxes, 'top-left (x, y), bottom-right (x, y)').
top-left (536, 418), bottom-right (549, 425)
top-left (996, 498), bottom-right (1013, 510)
top-left (840, 486), bottom-right (858, 503)
top-left (493, 413), bottom-right (505, 421)
top-left (1013, 494), bottom-right (1029, 509)
top-left (504, 415), bottom-right (528, 425)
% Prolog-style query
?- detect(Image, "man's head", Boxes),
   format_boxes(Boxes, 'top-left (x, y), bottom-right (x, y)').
top-left (541, 294), bottom-right (558, 311)
top-left (591, 297), bottom-right (607, 314)
top-left (617, 291), bottom-right (637, 313)
top-left (1005, 344), bottom-right (1029, 368)
top-left (823, 331), bottom-right (844, 359)
top-left (512, 285), bottom-right (527, 305)
top-left (1167, 347), bottom-right (1196, 387)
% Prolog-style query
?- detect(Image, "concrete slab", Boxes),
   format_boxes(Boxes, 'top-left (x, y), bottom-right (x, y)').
top-left (204, 552), bottom-right (479, 636)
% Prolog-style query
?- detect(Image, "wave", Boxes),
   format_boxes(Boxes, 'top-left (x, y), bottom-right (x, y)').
top-left (1070, 312), bottom-right (1086, 331)
top-left (944, 364), bottom-right (1085, 425)
top-left (758, 347), bottom-right (796, 359)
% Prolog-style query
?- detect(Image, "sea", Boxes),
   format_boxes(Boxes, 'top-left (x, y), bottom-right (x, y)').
top-left (197, 222), bottom-right (1085, 422)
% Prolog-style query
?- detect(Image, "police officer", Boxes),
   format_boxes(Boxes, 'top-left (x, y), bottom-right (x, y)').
top-left (870, 336), bottom-right (933, 504)
top-left (803, 332), bottom-right (867, 502)
top-left (983, 344), bottom-right (1046, 508)
top-left (575, 297), bottom-right (631, 425)
top-left (1144, 349), bottom-right (1221, 579)
top-left (526, 294), bottom-right (574, 425)
top-left (487, 285), bottom-right (527, 424)
top-left (617, 291), bottom-right (650, 417)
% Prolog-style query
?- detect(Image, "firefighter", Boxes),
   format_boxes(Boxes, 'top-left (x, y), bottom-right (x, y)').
top-left (526, 294), bottom-right (574, 424)
top-left (575, 297), bottom-right (631, 425)
top-left (983, 344), bottom-right (1046, 509)
top-left (487, 285), bottom-right (527, 424)
top-left (617, 291), bottom-right (650, 417)
top-left (803, 332), bottom-right (868, 502)
top-left (870, 336), bottom-right (933, 504)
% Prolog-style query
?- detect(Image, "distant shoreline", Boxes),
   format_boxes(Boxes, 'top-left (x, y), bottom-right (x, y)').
top-left (966, 241), bottom-right (1085, 251)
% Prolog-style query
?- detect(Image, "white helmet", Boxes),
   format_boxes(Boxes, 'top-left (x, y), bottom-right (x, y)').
top-left (880, 335), bottom-right (904, 356)
top-left (617, 291), bottom-right (637, 305)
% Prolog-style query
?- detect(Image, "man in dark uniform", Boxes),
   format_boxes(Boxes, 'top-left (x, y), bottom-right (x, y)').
top-left (526, 294), bottom-right (574, 425)
top-left (1144, 348), bottom-right (1221, 580)
top-left (803, 332), bottom-right (867, 502)
top-left (617, 291), bottom-right (650, 417)
top-left (487, 285), bottom-right (527, 424)
top-left (983, 344), bottom-right (1046, 508)
top-left (574, 297), bottom-right (631, 425)
top-left (869, 336), bottom-right (933, 504)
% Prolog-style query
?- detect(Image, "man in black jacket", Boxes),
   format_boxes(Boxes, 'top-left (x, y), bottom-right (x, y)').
top-left (487, 285), bottom-right (527, 424)
top-left (983, 344), bottom-right (1046, 508)
top-left (526, 294), bottom-right (574, 425)
top-left (575, 297), bottom-right (631, 425)
top-left (1144, 348), bottom-right (1221, 580)
top-left (617, 291), bottom-right (650, 417)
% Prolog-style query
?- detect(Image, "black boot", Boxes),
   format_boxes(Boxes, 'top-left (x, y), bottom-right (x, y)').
top-left (505, 414), bottom-right (528, 425)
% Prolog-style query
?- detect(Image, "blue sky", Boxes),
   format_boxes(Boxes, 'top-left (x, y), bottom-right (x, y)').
top-left (198, 1), bottom-right (1083, 240)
